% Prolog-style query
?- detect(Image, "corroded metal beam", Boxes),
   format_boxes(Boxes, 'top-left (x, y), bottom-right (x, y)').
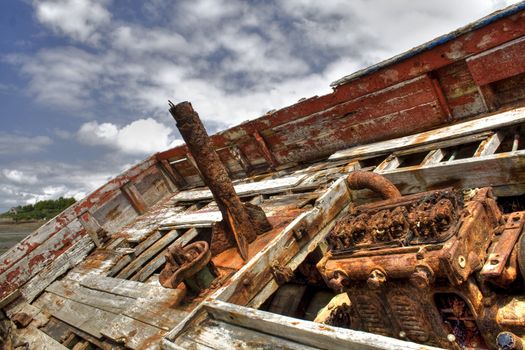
top-left (169, 101), bottom-right (270, 260)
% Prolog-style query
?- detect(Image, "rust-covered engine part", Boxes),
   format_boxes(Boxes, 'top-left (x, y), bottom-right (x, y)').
top-left (159, 241), bottom-right (217, 294)
top-left (317, 173), bottom-right (525, 350)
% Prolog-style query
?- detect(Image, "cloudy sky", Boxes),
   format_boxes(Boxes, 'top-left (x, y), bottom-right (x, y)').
top-left (0, 0), bottom-right (520, 212)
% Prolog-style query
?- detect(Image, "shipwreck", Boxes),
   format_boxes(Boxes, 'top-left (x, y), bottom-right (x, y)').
top-left (2, 2), bottom-right (525, 349)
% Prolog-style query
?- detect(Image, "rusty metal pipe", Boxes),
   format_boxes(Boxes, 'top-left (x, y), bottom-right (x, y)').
top-left (168, 101), bottom-right (270, 260)
top-left (346, 171), bottom-right (401, 199)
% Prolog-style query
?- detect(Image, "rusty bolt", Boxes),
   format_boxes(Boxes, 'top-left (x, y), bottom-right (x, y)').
top-left (410, 265), bottom-right (434, 289)
top-left (367, 269), bottom-right (387, 289)
top-left (328, 271), bottom-right (349, 292)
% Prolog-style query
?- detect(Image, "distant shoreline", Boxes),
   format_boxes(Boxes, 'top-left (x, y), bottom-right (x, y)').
top-left (0, 220), bottom-right (45, 255)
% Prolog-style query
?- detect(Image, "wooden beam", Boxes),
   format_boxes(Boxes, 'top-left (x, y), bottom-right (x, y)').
top-left (121, 182), bottom-right (148, 215)
top-left (330, 106), bottom-right (525, 161)
top-left (381, 150), bottom-right (525, 195)
top-left (473, 131), bottom-right (504, 157)
top-left (374, 155), bottom-right (400, 173)
top-left (202, 300), bottom-right (444, 350)
top-left (420, 149), bottom-right (445, 166)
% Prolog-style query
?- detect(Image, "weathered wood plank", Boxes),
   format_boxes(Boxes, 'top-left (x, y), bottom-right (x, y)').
top-left (203, 300), bottom-right (444, 350)
top-left (178, 318), bottom-right (319, 350)
top-left (382, 150), bottom-right (525, 195)
top-left (13, 236), bottom-right (95, 304)
top-left (392, 132), bottom-right (492, 157)
top-left (420, 149), bottom-right (445, 166)
top-left (79, 275), bottom-right (183, 302)
top-left (16, 326), bottom-right (69, 350)
top-left (0, 219), bottom-right (85, 301)
top-left (172, 174), bottom-right (306, 202)
top-left (374, 155), bottom-right (400, 173)
top-left (34, 292), bottom-right (117, 339)
top-left (131, 228), bottom-right (199, 282)
top-left (46, 280), bottom-right (134, 314)
top-left (473, 131), bottom-right (504, 157)
top-left (100, 313), bottom-right (164, 350)
top-left (247, 200), bottom-right (349, 309)
top-left (124, 298), bottom-right (188, 331)
top-left (121, 182), bottom-right (149, 215)
top-left (159, 212), bottom-right (222, 230)
top-left (329, 107), bottom-right (525, 161)
top-left (116, 230), bottom-right (180, 279)
top-left (107, 230), bottom-right (163, 277)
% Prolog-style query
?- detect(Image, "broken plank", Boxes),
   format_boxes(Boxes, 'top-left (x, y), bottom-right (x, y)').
top-left (204, 300), bottom-right (443, 350)
top-left (172, 174), bottom-right (306, 202)
top-left (329, 106), bottom-right (525, 161)
top-left (46, 280), bottom-right (134, 314)
top-left (100, 313), bottom-right (164, 350)
top-left (34, 292), bottom-right (117, 339)
top-left (107, 230), bottom-right (163, 277)
top-left (130, 228), bottom-right (199, 282)
top-left (116, 230), bottom-right (180, 279)
top-left (79, 275), bottom-right (184, 302)
top-left (16, 326), bottom-right (69, 350)
top-left (18, 236), bottom-right (95, 303)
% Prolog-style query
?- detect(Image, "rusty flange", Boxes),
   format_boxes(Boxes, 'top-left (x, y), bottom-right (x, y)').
top-left (159, 241), bottom-right (216, 293)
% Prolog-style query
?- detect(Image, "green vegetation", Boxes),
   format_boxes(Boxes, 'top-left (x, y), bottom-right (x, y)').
top-left (0, 197), bottom-right (76, 222)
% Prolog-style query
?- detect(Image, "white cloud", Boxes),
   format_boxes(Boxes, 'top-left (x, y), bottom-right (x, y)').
top-left (2, 0), bottom-right (522, 212)
top-left (0, 133), bottom-right (52, 155)
top-left (34, 0), bottom-right (111, 44)
top-left (77, 118), bottom-right (183, 155)
top-left (2, 170), bottom-right (38, 185)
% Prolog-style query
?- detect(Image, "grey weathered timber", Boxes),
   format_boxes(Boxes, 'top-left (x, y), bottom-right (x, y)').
top-left (473, 131), bottom-right (504, 157)
top-left (131, 228), bottom-right (199, 282)
top-left (100, 313), bottom-right (164, 350)
top-left (175, 318), bottom-right (320, 350)
top-left (172, 174), bottom-right (306, 202)
top-left (107, 230), bottom-right (163, 277)
top-left (46, 280), bottom-right (135, 314)
top-left (16, 326), bottom-right (69, 350)
top-left (116, 229), bottom-right (180, 279)
top-left (380, 150), bottom-right (525, 195)
top-left (34, 292), bottom-right (117, 339)
top-left (79, 275), bottom-right (183, 301)
top-left (17, 236), bottom-right (95, 303)
top-left (205, 300), bottom-right (445, 350)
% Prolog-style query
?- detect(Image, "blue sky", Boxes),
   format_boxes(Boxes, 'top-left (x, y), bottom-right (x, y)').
top-left (0, 0), bottom-right (519, 212)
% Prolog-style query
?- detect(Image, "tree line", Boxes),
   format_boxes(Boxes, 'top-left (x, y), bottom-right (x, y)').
top-left (0, 197), bottom-right (76, 222)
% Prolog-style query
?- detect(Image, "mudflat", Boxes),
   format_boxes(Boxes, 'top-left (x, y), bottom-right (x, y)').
top-left (0, 220), bottom-right (44, 255)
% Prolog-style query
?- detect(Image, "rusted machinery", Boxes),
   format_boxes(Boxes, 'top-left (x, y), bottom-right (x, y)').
top-left (159, 101), bottom-right (272, 293)
top-left (317, 171), bottom-right (525, 350)
top-left (159, 241), bottom-right (217, 293)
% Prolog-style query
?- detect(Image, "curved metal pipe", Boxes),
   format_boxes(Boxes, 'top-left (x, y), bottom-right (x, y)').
top-left (346, 171), bottom-right (401, 200)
